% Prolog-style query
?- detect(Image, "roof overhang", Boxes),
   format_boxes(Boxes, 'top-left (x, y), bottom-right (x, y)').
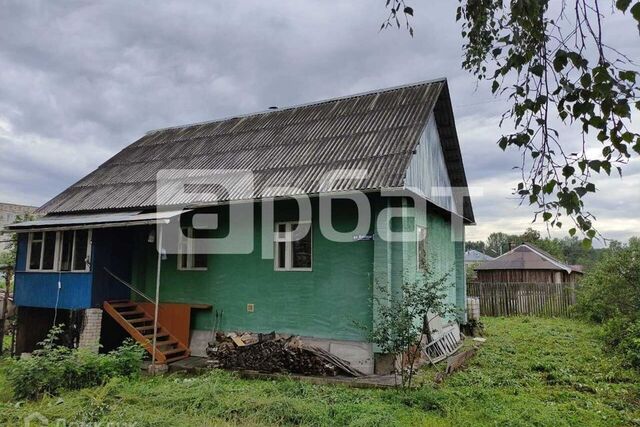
top-left (4, 210), bottom-right (189, 233)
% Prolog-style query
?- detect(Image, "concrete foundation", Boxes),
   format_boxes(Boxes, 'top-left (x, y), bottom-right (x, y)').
top-left (302, 337), bottom-right (374, 375)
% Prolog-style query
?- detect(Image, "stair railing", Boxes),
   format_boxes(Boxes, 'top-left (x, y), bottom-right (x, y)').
top-left (103, 267), bottom-right (155, 304)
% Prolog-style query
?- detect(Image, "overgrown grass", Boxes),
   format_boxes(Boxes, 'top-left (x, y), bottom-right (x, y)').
top-left (1, 317), bottom-right (639, 426)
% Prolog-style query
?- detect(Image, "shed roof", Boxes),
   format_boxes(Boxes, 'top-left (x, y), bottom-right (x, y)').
top-left (475, 243), bottom-right (580, 274)
top-left (38, 78), bottom-right (474, 222)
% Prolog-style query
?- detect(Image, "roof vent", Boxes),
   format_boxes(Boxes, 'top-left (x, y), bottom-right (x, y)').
top-left (268, 106), bottom-right (278, 110)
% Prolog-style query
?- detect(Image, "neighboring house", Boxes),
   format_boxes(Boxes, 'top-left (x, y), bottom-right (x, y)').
top-left (7, 79), bottom-right (475, 374)
top-left (0, 203), bottom-right (36, 251)
top-left (474, 243), bottom-right (583, 284)
top-left (464, 249), bottom-right (495, 281)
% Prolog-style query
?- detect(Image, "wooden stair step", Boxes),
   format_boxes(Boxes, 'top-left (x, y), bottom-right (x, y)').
top-left (144, 332), bottom-right (169, 340)
top-left (136, 325), bottom-right (160, 332)
top-left (110, 302), bottom-right (138, 309)
top-left (162, 347), bottom-right (188, 356)
top-left (128, 317), bottom-right (154, 324)
top-left (119, 310), bottom-right (144, 317)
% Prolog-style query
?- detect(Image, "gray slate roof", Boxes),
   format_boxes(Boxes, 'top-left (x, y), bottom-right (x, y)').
top-left (39, 79), bottom-right (474, 222)
top-left (475, 243), bottom-right (580, 273)
top-left (464, 249), bottom-right (495, 263)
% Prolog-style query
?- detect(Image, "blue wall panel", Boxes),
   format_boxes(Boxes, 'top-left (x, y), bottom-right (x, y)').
top-left (91, 228), bottom-right (132, 306)
top-left (14, 272), bottom-right (93, 309)
top-left (16, 234), bottom-right (28, 271)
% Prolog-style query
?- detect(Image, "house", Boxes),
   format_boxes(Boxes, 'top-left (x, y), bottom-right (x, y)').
top-left (6, 78), bottom-right (474, 374)
top-left (464, 249), bottom-right (495, 280)
top-left (474, 243), bottom-right (583, 284)
top-left (0, 202), bottom-right (37, 251)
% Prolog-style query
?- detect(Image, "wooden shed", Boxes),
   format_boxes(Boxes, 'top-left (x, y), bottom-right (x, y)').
top-left (474, 243), bottom-right (582, 284)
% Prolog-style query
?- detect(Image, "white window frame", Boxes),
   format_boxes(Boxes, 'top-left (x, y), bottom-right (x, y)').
top-left (59, 229), bottom-right (92, 272)
top-left (25, 230), bottom-right (92, 272)
top-left (177, 226), bottom-right (208, 271)
top-left (416, 225), bottom-right (427, 272)
top-left (26, 231), bottom-right (55, 272)
top-left (274, 221), bottom-right (312, 272)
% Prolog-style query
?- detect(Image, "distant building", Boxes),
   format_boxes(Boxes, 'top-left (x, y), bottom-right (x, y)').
top-left (0, 203), bottom-right (37, 251)
top-left (464, 249), bottom-right (494, 267)
top-left (474, 243), bottom-right (583, 284)
top-left (464, 249), bottom-right (495, 281)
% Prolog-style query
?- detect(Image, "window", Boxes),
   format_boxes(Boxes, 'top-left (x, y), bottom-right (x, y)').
top-left (27, 231), bottom-right (56, 271)
top-left (274, 222), bottom-right (312, 271)
top-left (417, 226), bottom-right (427, 271)
top-left (178, 227), bottom-right (208, 270)
top-left (27, 230), bottom-right (91, 272)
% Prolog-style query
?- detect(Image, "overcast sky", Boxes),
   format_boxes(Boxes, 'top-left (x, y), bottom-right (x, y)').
top-left (0, 1), bottom-right (638, 245)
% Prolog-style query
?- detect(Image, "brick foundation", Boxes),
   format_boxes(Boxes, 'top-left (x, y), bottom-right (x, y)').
top-left (78, 308), bottom-right (102, 352)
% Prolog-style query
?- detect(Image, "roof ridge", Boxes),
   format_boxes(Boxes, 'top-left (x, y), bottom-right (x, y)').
top-left (522, 242), bottom-right (572, 272)
top-left (145, 78), bottom-right (447, 135)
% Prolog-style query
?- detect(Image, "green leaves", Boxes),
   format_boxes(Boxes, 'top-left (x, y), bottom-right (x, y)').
top-left (562, 165), bottom-right (575, 178)
top-left (616, 0), bottom-right (633, 11)
top-left (449, 0), bottom-right (640, 243)
top-left (553, 50), bottom-right (568, 72)
top-left (631, 3), bottom-right (640, 21)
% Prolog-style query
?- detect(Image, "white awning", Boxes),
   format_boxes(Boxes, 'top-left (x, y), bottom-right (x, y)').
top-left (4, 210), bottom-right (190, 233)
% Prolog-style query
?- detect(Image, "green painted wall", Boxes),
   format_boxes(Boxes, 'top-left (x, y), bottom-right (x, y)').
top-left (132, 198), bottom-right (375, 341)
top-left (130, 194), bottom-right (465, 343)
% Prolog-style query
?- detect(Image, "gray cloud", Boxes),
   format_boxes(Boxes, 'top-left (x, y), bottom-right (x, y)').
top-left (0, 0), bottom-right (638, 242)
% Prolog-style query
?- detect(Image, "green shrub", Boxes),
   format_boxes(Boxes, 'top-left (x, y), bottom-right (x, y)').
top-left (603, 318), bottom-right (640, 369)
top-left (576, 237), bottom-right (640, 368)
top-left (4, 325), bottom-right (144, 399)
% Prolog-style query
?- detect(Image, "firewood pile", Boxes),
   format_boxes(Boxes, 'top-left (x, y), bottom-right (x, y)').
top-left (206, 332), bottom-right (364, 377)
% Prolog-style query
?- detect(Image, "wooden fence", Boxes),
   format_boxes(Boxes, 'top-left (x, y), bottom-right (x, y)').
top-left (467, 282), bottom-right (577, 317)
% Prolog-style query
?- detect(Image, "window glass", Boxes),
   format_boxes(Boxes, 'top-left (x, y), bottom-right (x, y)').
top-left (29, 232), bottom-right (43, 270)
top-left (42, 232), bottom-right (57, 270)
top-left (292, 229), bottom-right (312, 269)
top-left (72, 230), bottom-right (89, 271)
top-left (60, 230), bottom-right (74, 271)
top-left (193, 228), bottom-right (208, 269)
top-left (277, 241), bottom-right (286, 269)
top-left (178, 227), bottom-right (207, 270)
top-left (275, 222), bottom-right (312, 271)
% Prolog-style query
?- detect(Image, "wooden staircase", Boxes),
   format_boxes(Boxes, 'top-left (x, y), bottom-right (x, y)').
top-left (103, 300), bottom-right (190, 364)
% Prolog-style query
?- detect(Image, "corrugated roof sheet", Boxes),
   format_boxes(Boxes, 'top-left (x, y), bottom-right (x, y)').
top-left (39, 79), bottom-right (474, 221)
top-left (475, 243), bottom-right (579, 273)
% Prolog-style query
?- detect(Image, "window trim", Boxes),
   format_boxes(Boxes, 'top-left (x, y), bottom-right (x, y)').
top-left (177, 226), bottom-right (208, 271)
top-left (274, 221), bottom-right (313, 272)
top-left (25, 230), bottom-right (92, 273)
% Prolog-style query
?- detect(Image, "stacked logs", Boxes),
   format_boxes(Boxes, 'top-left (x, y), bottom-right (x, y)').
top-left (206, 332), bottom-right (363, 377)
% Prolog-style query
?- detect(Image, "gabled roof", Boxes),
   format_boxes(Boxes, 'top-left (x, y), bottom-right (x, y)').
top-left (475, 243), bottom-right (580, 274)
top-left (38, 78), bottom-right (474, 222)
top-left (464, 249), bottom-right (494, 262)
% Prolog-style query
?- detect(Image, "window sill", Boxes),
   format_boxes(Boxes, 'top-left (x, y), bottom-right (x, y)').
top-left (22, 270), bottom-right (91, 274)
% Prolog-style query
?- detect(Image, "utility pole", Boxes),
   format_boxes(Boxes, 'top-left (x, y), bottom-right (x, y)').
top-left (0, 265), bottom-right (13, 354)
